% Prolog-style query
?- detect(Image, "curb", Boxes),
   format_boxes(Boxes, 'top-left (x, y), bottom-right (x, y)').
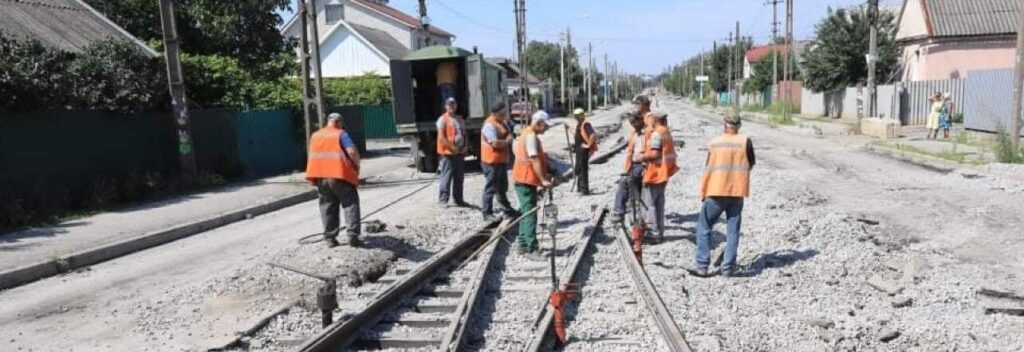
top-left (863, 144), bottom-right (959, 174)
top-left (0, 190), bottom-right (317, 291)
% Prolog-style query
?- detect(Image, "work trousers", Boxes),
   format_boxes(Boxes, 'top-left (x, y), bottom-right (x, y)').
top-left (438, 155), bottom-right (465, 204)
top-left (481, 162), bottom-right (512, 216)
top-left (316, 178), bottom-right (361, 240)
top-left (613, 164), bottom-right (646, 216)
top-left (643, 183), bottom-right (667, 238)
top-left (695, 197), bottom-right (744, 272)
top-left (574, 148), bottom-right (590, 194)
top-left (515, 184), bottom-right (539, 251)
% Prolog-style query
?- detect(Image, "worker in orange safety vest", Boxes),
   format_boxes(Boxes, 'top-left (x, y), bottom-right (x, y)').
top-left (637, 96), bottom-right (678, 244)
top-left (688, 112), bottom-right (756, 277)
top-left (306, 113), bottom-right (362, 248)
top-left (611, 111), bottom-right (646, 223)
top-left (512, 111), bottom-right (556, 257)
top-left (436, 97), bottom-right (469, 207)
top-left (479, 101), bottom-right (516, 222)
top-left (572, 107), bottom-right (598, 195)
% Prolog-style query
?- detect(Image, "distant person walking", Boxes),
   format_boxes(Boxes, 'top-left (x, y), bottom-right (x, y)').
top-left (306, 113), bottom-right (362, 248)
top-left (513, 111), bottom-right (555, 257)
top-left (437, 97), bottom-right (468, 207)
top-left (480, 101), bottom-right (516, 222)
top-left (611, 111), bottom-right (646, 224)
top-left (572, 108), bottom-right (597, 195)
top-left (690, 112), bottom-right (756, 277)
top-left (437, 61), bottom-right (458, 110)
top-left (939, 92), bottom-right (953, 139)
top-left (926, 92), bottom-right (943, 139)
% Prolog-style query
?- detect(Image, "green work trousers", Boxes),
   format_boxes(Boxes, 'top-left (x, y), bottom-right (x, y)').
top-left (515, 184), bottom-right (539, 251)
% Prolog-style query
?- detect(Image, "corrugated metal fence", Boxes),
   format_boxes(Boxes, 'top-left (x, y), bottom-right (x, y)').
top-left (898, 78), bottom-right (965, 126)
top-left (963, 69), bottom-right (1023, 136)
top-left (362, 105), bottom-right (399, 139)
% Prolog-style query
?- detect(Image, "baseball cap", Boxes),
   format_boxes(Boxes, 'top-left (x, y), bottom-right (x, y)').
top-left (490, 101), bottom-right (506, 113)
top-left (573, 108), bottom-right (585, 116)
top-left (531, 110), bottom-right (551, 126)
top-left (445, 97), bottom-right (457, 105)
top-left (724, 112), bottom-right (742, 126)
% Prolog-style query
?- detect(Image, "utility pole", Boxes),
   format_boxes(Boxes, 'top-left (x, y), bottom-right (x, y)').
top-left (1012, 1), bottom-right (1024, 148)
top-left (298, 0), bottom-right (327, 145)
top-left (734, 21), bottom-right (741, 112)
top-left (783, 0), bottom-right (794, 120)
top-left (768, 0), bottom-right (781, 98)
top-left (728, 31), bottom-right (734, 108)
top-left (418, 0), bottom-right (429, 49)
top-left (864, 0), bottom-right (880, 118)
top-left (560, 30), bottom-right (566, 108)
top-left (586, 42), bottom-right (593, 112)
top-left (700, 49), bottom-right (706, 100)
top-left (157, 0), bottom-right (197, 183)
top-left (604, 53), bottom-right (609, 106)
top-left (514, 0), bottom-right (528, 106)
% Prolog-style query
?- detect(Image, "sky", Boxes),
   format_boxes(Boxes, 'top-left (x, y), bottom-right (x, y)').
top-left (281, 0), bottom-right (904, 75)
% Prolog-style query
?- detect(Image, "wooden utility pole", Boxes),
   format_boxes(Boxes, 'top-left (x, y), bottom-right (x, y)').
top-left (418, 0), bottom-right (429, 49)
top-left (514, 0), bottom-right (528, 106)
top-left (298, 0), bottom-right (326, 147)
top-left (157, 0), bottom-right (197, 183)
top-left (867, 0), bottom-right (879, 118)
top-left (1012, 2), bottom-right (1024, 148)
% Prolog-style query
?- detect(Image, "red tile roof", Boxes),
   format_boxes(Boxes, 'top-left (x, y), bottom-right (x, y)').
top-left (745, 44), bottom-right (788, 63)
top-left (352, 0), bottom-right (453, 38)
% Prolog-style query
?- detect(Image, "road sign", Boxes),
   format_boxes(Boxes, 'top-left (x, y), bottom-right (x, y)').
top-left (696, 75), bottom-right (709, 82)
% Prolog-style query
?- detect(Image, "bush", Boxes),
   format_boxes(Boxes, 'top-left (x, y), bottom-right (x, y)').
top-left (994, 132), bottom-right (1024, 164)
top-left (322, 74), bottom-right (393, 106)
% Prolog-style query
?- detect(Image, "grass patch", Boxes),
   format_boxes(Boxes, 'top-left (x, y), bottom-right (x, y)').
top-left (994, 132), bottom-right (1024, 163)
top-left (894, 142), bottom-right (968, 164)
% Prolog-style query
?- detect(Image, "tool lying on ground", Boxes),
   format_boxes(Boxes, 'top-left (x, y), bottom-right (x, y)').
top-left (265, 262), bottom-right (337, 327)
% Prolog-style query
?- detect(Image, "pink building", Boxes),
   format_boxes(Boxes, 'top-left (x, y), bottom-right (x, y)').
top-left (895, 0), bottom-right (1019, 82)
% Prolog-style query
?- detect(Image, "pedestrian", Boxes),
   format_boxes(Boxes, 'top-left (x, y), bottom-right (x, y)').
top-left (611, 111), bottom-right (646, 224)
top-left (939, 92), bottom-right (953, 139)
top-left (306, 113), bottom-right (362, 248)
top-left (480, 101), bottom-right (516, 222)
top-left (690, 112), bottom-right (756, 277)
top-left (640, 108), bottom-right (678, 244)
top-left (437, 97), bottom-right (469, 207)
top-left (573, 107), bottom-right (598, 195)
top-left (436, 61), bottom-right (458, 111)
top-left (513, 110), bottom-right (555, 257)
top-left (926, 92), bottom-right (943, 139)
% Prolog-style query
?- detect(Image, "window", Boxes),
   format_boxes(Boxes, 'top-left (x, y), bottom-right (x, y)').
top-left (325, 4), bottom-right (343, 24)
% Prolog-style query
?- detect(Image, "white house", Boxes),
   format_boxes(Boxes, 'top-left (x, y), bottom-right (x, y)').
top-left (281, 0), bottom-right (454, 78)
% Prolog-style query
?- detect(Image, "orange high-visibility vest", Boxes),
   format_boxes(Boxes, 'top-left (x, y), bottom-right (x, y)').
top-left (512, 126), bottom-right (547, 187)
top-left (436, 113), bottom-right (463, 156)
top-left (579, 120), bottom-right (598, 155)
top-left (699, 134), bottom-right (751, 199)
top-left (642, 124), bottom-right (678, 185)
top-left (480, 116), bottom-right (510, 165)
top-left (305, 126), bottom-right (359, 187)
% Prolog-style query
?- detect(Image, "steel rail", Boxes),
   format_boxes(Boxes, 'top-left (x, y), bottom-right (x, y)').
top-left (296, 220), bottom-right (500, 352)
top-left (614, 224), bottom-right (692, 352)
top-left (438, 225), bottom-right (512, 351)
top-left (524, 207), bottom-right (608, 351)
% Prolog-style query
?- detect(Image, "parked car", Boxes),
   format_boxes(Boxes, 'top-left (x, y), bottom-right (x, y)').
top-left (510, 102), bottom-right (532, 124)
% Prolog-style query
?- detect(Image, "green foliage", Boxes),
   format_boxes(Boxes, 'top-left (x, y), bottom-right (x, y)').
top-left (994, 132), bottom-right (1024, 163)
top-left (745, 49), bottom-right (802, 94)
top-left (802, 7), bottom-right (899, 93)
top-left (85, 0), bottom-right (293, 76)
top-left (0, 32), bottom-right (165, 114)
top-left (709, 37), bottom-right (753, 93)
top-left (524, 40), bottom-right (583, 94)
top-left (322, 74), bottom-right (393, 107)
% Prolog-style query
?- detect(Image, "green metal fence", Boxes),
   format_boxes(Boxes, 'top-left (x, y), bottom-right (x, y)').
top-left (362, 105), bottom-right (398, 139)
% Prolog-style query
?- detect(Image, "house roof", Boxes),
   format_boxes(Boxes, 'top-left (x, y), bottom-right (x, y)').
top-left (350, 0), bottom-right (454, 38)
top-left (0, 0), bottom-right (157, 57)
top-left (922, 0), bottom-right (1019, 38)
top-left (487, 57), bottom-right (541, 84)
top-left (745, 44), bottom-right (788, 63)
top-left (349, 23), bottom-right (409, 60)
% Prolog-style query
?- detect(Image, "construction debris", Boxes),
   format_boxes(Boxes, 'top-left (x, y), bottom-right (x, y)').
top-left (891, 296), bottom-right (913, 308)
top-left (978, 287), bottom-right (1024, 301)
top-left (879, 330), bottom-right (901, 343)
top-left (363, 220), bottom-right (387, 233)
top-left (866, 274), bottom-right (904, 296)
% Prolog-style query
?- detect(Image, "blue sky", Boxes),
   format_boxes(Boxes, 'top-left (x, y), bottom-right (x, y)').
top-left (281, 0), bottom-right (903, 74)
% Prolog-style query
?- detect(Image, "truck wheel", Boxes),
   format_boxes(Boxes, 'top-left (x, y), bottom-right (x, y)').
top-left (415, 136), bottom-right (439, 173)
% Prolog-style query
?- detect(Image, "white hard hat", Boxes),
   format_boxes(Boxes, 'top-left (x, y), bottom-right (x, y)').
top-left (531, 110), bottom-right (551, 126)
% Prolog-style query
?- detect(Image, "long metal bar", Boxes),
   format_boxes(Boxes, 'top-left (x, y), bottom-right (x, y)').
top-left (296, 225), bottom-right (493, 351)
top-left (524, 208), bottom-right (607, 351)
top-left (615, 224), bottom-right (692, 352)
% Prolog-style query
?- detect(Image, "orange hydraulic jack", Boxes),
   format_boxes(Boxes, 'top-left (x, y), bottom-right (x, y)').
top-left (631, 224), bottom-right (645, 264)
top-left (548, 283), bottom-right (579, 345)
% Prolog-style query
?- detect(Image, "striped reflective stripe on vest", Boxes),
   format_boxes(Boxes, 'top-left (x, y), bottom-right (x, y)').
top-left (705, 164), bottom-right (751, 173)
top-left (309, 151), bottom-right (344, 160)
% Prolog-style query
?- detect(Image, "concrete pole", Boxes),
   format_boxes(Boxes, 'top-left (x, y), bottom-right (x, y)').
top-left (604, 53), bottom-right (609, 106)
top-left (734, 21), bottom-right (741, 112)
top-left (587, 42), bottom-right (593, 112)
top-left (1012, 2), bottom-right (1024, 147)
top-left (700, 49), bottom-right (705, 100)
top-left (771, 0), bottom-right (780, 99)
top-left (157, 0), bottom-right (197, 183)
top-left (867, 0), bottom-right (879, 118)
top-left (560, 31), bottom-right (566, 108)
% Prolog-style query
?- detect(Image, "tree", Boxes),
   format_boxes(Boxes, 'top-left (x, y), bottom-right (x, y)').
top-left (86, 0), bottom-right (293, 77)
top-left (744, 49), bottom-right (802, 94)
top-left (523, 40), bottom-right (582, 93)
top-left (802, 6), bottom-right (898, 93)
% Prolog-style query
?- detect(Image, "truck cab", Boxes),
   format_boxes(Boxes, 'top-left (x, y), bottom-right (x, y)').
top-left (390, 46), bottom-right (507, 172)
